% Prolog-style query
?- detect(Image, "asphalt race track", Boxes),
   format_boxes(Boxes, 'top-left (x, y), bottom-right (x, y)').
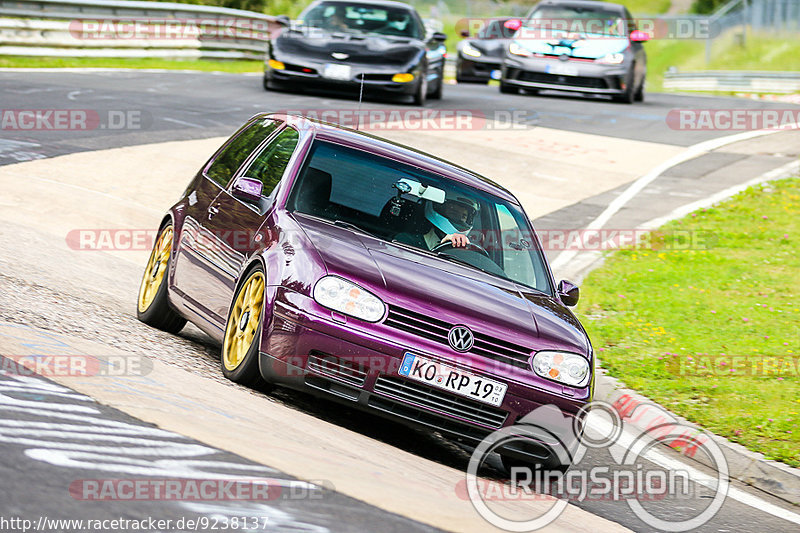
top-left (1, 70), bottom-right (799, 533)
top-left (1, 70), bottom-right (798, 166)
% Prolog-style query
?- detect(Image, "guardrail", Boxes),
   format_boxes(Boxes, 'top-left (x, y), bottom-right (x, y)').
top-left (0, 0), bottom-right (278, 59)
top-left (664, 70), bottom-right (800, 93)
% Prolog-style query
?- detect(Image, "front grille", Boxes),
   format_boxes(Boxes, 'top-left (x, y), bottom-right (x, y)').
top-left (306, 352), bottom-right (367, 387)
top-left (373, 375), bottom-right (508, 429)
top-left (519, 71), bottom-right (607, 89)
top-left (384, 306), bottom-right (532, 369)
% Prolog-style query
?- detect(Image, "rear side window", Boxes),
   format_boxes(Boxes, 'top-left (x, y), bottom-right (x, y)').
top-left (240, 127), bottom-right (300, 198)
top-left (205, 118), bottom-right (279, 188)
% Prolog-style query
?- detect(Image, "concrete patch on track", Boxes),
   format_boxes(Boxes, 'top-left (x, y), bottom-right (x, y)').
top-left (0, 125), bottom-right (654, 531)
top-left (0, 321), bottom-right (631, 533)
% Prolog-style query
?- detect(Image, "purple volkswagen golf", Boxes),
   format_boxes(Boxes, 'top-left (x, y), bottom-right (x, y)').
top-left (137, 113), bottom-right (593, 470)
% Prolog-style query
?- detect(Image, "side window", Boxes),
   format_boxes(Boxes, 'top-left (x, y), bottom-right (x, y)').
top-left (205, 119), bottom-right (279, 188)
top-left (496, 204), bottom-right (537, 287)
top-left (240, 127), bottom-right (300, 198)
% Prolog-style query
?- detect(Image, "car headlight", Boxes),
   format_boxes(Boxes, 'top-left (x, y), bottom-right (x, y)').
top-left (508, 42), bottom-right (533, 57)
top-left (596, 53), bottom-right (625, 64)
top-left (313, 276), bottom-right (386, 322)
top-left (531, 351), bottom-right (590, 387)
top-left (461, 42), bottom-right (482, 58)
top-left (392, 73), bottom-right (415, 83)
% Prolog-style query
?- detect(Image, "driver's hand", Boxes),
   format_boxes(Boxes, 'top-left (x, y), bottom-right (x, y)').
top-left (442, 233), bottom-right (470, 248)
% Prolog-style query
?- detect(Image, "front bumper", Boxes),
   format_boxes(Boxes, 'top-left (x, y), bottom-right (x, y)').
top-left (456, 55), bottom-right (503, 82)
top-left (259, 287), bottom-right (589, 465)
top-left (265, 58), bottom-right (422, 96)
top-left (502, 56), bottom-right (630, 95)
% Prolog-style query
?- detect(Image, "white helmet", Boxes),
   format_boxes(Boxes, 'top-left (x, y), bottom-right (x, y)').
top-left (425, 193), bottom-right (479, 234)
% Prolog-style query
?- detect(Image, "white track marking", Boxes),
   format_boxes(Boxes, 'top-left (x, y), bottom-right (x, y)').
top-left (642, 159), bottom-right (800, 230)
top-left (589, 417), bottom-right (800, 526)
top-left (551, 125), bottom-right (800, 272)
top-left (163, 117), bottom-right (204, 128)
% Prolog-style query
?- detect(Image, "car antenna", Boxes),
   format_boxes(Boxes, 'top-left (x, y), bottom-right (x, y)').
top-left (356, 73), bottom-right (365, 130)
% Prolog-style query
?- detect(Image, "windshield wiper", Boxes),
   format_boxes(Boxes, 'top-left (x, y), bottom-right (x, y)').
top-left (332, 219), bottom-right (377, 238)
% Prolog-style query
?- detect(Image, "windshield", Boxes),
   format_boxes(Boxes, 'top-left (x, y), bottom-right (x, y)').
top-left (300, 1), bottom-right (423, 39)
top-left (477, 19), bottom-right (517, 40)
top-left (524, 6), bottom-right (627, 37)
top-left (287, 140), bottom-right (553, 294)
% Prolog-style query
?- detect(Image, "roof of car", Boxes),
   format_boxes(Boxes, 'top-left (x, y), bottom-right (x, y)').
top-left (532, 0), bottom-right (628, 13)
top-left (306, 0), bottom-right (419, 11)
top-left (267, 113), bottom-right (519, 204)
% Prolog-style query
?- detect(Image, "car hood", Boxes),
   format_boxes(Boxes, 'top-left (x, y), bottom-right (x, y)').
top-left (295, 215), bottom-right (589, 355)
top-left (276, 29), bottom-right (423, 65)
top-left (511, 36), bottom-right (629, 60)
top-left (464, 38), bottom-right (511, 58)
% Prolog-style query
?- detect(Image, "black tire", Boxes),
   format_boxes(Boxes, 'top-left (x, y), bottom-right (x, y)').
top-left (262, 74), bottom-right (270, 91)
top-left (137, 224), bottom-right (186, 334)
top-left (412, 74), bottom-right (427, 106)
top-left (634, 78), bottom-right (645, 102)
top-left (499, 81), bottom-right (519, 94)
top-left (429, 68), bottom-right (444, 100)
top-left (221, 265), bottom-right (268, 387)
top-left (613, 69), bottom-right (636, 104)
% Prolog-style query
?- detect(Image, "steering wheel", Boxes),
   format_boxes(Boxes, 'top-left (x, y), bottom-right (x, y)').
top-left (431, 240), bottom-right (491, 258)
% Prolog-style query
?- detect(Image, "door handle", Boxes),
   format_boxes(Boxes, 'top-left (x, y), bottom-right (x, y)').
top-left (207, 205), bottom-right (220, 220)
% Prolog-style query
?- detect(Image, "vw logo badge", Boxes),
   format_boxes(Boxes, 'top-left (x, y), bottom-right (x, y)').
top-left (448, 325), bottom-right (474, 352)
top-left (332, 52), bottom-right (349, 60)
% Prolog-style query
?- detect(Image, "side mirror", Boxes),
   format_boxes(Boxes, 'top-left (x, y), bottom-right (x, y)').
top-left (504, 19), bottom-right (522, 31)
top-left (459, 29), bottom-right (470, 38)
top-left (630, 30), bottom-right (650, 42)
top-left (558, 280), bottom-right (580, 307)
top-left (432, 31), bottom-right (447, 42)
top-left (276, 15), bottom-right (290, 27)
top-left (231, 177), bottom-right (263, 204)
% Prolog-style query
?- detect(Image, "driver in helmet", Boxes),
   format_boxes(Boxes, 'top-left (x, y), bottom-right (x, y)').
top-left (395, 193), bottom-right (479, 250)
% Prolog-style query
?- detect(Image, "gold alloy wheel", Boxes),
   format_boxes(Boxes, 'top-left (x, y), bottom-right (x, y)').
top-left (223, 271), bottom-right (265, 372)
top-left (137, 226), bottom-right (173, 313)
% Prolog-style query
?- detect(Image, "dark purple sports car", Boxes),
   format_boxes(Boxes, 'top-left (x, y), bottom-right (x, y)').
top-left (137, 113), bottom-right (593, 470)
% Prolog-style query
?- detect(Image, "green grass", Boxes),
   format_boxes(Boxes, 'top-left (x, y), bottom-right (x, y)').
top-left (0, 56), bottom-right (262, 72)
top-left (644, 31), bottom-right (800, 92)
top-left (578, 177), bottom-right (800, 466)
top-left (622, 0), bottom-right (672, 15)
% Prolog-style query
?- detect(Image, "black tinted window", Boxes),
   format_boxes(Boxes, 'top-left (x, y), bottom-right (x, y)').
top-left (241, 127), bottom-right (300, 197)
top-left (205, 119), bottom-right (279, 188)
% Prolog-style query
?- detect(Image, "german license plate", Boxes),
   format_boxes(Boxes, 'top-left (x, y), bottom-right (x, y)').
top-left (398, 352), bottom-right (507, 407)
top-left (545, 63), bottom-right (579, 76)
top-left (323, 63), bottom-right (352, 80)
